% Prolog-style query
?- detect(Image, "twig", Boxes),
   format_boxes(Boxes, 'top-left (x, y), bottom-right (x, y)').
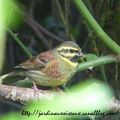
top-left (65, 0), bottom-right (70, 38)
top-left (54, 0), bottom-right (70, 39)
top-left (8, 29), bottom-right (33, 58)
top-left (54, 0), bottom-right (67, 28)
top-left (12, 5), bottom-right (64, 47)
top-left (24, 15), bottom-right (64, 43)
top-left (24, 16), bottom-right (50, 49)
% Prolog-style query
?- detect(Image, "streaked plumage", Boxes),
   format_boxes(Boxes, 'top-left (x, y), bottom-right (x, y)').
top-left (1, 41), bottom-right (84, 86)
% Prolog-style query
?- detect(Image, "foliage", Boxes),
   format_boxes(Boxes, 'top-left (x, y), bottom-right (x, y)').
top-left (1, 0), bottom-right (120, 120)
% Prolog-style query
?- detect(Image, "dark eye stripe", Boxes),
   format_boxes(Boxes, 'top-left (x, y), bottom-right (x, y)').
top-left (59, 49), bottom-right (79, 53)
top-left (59, 49), bottom-right (68, 53)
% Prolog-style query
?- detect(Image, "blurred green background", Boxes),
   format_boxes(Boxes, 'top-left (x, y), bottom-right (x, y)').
top-left (0, 0), bottom-right (120, 120)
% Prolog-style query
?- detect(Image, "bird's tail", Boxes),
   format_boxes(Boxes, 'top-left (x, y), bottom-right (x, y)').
top-left (0, 71), bottom-right (25, 84)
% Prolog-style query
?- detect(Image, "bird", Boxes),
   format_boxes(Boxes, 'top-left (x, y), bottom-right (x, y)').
top-left (0, 41), bottom-right (84, 87)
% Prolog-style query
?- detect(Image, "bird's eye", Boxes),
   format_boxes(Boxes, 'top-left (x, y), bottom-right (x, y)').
top-left (70, 49), bottom-right (74, 53)
top-left (66, 49), bottom-right (70, 53)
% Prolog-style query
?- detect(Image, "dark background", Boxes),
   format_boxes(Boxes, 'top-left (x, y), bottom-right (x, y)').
top-left (1, 0), bottom-right (120, 120)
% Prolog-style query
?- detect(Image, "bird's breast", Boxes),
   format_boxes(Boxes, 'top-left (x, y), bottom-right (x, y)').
top-left (43, 60), bottom-right (62, 78)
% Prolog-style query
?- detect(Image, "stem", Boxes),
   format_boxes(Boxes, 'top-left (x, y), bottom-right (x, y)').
top-left (65, 0), bottom-right (70, 38)
top-left (92, 40), bottom-right (107, 82)
top-left (78, 55), bottom-right (116, 72)
top-left (55, 0), bottom-right (67, 27)
top-left (74, 0), bottom-right (120, 55)
top-left (55, 0), bottom-right (70, 39)
top-left (8, 29), bottom-right (33, 58)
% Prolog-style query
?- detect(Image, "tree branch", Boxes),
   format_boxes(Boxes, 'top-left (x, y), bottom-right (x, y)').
top-left (0, 85), bottom-right (62, 104)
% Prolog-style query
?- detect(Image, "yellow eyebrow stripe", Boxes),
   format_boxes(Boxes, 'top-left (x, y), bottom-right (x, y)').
top-left (57, 46), bottom-right (80, 51)
top-left (60, 53), bottom-right (77, 57)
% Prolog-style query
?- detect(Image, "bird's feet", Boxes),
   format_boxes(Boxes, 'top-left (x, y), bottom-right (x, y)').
top-left (32, 81), bottom-right (38, 91)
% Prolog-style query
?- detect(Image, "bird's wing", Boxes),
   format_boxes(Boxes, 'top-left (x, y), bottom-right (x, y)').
top-left (14, 51), bottom-right (55, 70)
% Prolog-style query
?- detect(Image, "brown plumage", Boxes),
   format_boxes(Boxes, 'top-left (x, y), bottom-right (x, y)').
top-left (1, 41), bottom-right (84, 87)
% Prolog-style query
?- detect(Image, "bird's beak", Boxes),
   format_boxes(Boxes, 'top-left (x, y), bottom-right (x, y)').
top-left (77, 52), bottom-right (84, 57)
top-left (78, 53), bottom-right (93, 72)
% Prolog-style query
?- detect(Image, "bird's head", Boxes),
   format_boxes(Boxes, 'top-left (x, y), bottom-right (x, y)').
top-left (55, 41), bottom-right (84, 67)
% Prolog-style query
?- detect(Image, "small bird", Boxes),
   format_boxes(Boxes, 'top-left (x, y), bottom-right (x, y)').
top-left (1, 41), bottom-right (84, 87)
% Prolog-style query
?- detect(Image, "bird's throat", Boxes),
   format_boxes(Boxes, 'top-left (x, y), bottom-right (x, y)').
top-left (60, 56), bottom-right (78, 67)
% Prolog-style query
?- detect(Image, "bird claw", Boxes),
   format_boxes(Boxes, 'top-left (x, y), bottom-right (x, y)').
top-left (32, 81), bottom-right (38, 91)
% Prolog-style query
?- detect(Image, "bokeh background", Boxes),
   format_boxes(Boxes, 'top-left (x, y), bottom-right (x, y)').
top-left (0, 0), bottom-right (120, 120)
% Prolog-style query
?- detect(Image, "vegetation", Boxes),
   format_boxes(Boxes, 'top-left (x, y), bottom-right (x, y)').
top-left (0, 0), bottom-right (120, 120)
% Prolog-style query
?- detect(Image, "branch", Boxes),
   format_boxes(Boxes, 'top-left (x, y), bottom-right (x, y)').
top-left (0, 85), bottom-right (62, 104)
top-left (24, 15), bottom-right (64, 43)
top-left (78, 55), bottom-right (118, 72)
top-left (109, 98), bottom-right (120, 111)
top-left (8, 29), bottom-right (33, 58)
top-left (0, 84), bottom-right (120, 112)
top-left (24, 16), bottom-right (50, 49)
